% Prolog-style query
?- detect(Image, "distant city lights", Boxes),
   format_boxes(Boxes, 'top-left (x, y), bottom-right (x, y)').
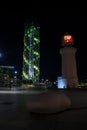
top-left (0, 66), bottom-right (15, 69)
top-left (14, 71), bottom-right (17, 74)
top-left (0, 53), bottom-right (2, 58)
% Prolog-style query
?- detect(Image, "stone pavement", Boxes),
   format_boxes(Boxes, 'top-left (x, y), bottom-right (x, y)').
top-left (0, 89), bottom-right (87, 129)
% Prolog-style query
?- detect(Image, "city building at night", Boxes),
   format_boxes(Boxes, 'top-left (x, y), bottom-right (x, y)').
top-left (0, 65), bottom-right (15, 87)
top-left (59, 33), bottom-right (79, 88)
top-left (0, 65), bottom-right (15, 78)
top-left (22, 23), bottom-right (40, 83)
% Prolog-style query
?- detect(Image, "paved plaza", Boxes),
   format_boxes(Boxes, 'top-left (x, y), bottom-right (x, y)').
top-left (0, 88), bottom-right (87, 129)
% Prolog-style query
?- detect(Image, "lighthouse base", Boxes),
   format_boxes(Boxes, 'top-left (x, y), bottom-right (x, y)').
top-left (66, 77), bottom-right (79, 88)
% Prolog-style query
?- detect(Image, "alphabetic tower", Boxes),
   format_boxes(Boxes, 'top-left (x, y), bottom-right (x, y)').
top-left (22, 23), bottom-right (40, 83)
top-left (60, 33), bottom-right (79, 88)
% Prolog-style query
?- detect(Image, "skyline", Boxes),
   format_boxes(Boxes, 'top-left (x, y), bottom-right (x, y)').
top-left (0, 8), bottom-right (87, 81)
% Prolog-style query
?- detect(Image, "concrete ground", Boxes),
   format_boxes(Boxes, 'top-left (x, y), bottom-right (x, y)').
top-left (0, 88), bottom-right (87, 129)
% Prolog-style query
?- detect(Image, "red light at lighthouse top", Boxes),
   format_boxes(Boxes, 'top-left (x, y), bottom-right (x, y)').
top-left (64, 35), bottom-right (73, 43)
top-left (62, 33), bottom-right (74, 47)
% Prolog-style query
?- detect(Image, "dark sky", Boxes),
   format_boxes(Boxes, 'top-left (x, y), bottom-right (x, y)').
top-left (0, 8), bottom-right (87, 81)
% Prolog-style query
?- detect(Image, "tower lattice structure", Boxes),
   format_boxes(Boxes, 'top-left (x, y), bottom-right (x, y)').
top-left (22, 24), bottom-right (40, 82)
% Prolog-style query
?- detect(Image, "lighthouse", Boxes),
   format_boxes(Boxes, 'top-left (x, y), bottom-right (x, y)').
top-left (60, 33), bottom-right (79, 88)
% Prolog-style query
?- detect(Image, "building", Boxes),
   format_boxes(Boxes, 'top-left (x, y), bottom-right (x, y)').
top-left (22, 23), bottom-right (40, 83)
top-left (59, 33), bottom-right (79, 88)
top-left (0, 66), bottom-right (15, 87)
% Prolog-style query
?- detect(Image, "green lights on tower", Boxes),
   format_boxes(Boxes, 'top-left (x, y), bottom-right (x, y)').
top-left (22, 24), bottom-right (40, 82)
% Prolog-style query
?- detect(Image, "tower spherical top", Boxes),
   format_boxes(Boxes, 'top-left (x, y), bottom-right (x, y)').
top-left (62, 33), bottom-right (74, 47)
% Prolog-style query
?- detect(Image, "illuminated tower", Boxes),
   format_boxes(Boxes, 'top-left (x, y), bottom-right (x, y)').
top-left (60, 33), bottom-right (79, 88)
top-left (22, 23), bottom-right (40, 82)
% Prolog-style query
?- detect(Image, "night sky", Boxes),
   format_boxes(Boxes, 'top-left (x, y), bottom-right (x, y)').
top-left (0, 8), bottom-right (87, 81)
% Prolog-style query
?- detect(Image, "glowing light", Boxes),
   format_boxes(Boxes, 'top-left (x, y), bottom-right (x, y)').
top-left (57, 77), bottom-right (67, 89)
top-left (0, 66), bottom-right (15, 69)
top-left (0, 53), bottom-right (2, 58)
top-left (14, 71), bottom-right (17, 74)
top-left (64, 35), bottom-right (74, 43)
top-left (62, 34), bottom-right (74, 47)
top-left (33, 51), bottom-right (39, 56)
top-left (23, 71), bottom-right (28, 79)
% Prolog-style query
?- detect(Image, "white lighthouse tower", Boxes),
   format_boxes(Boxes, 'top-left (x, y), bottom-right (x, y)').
top-left (60, 33), bottom-right (79, 88)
